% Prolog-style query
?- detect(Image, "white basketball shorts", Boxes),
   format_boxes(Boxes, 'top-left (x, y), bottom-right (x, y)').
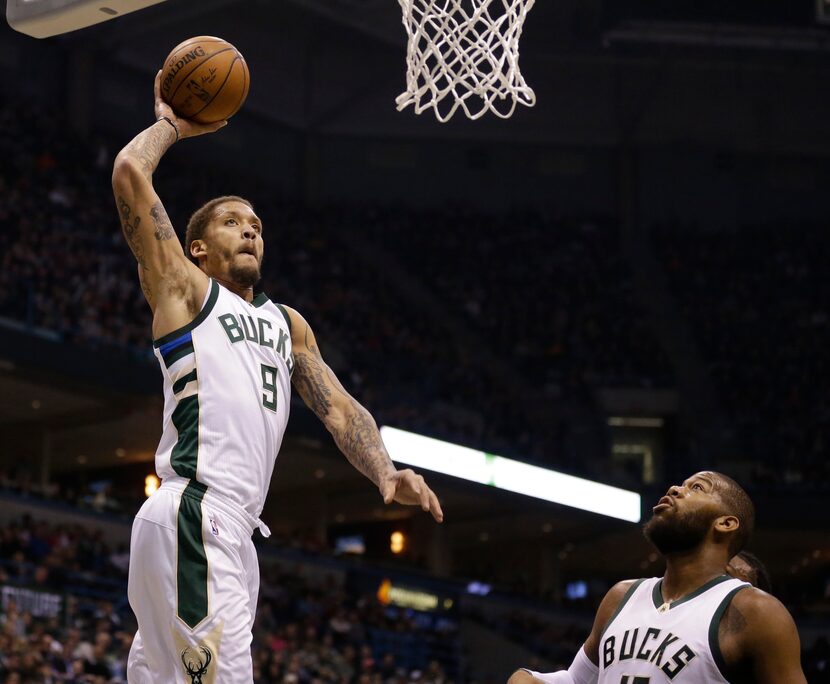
top-left (127, 477), bottom-right (266, 684)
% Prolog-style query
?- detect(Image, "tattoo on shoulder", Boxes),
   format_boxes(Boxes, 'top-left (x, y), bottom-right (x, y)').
top-left (721, 602), bottom-right (748, 636)
top-left (149, 201), bottom-right (175, 241)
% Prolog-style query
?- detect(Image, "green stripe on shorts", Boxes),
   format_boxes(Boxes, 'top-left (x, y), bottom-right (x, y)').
top-left (171, 394), bottom-right (200, 479)
top-left (177, 481), bottom-right (208, 629)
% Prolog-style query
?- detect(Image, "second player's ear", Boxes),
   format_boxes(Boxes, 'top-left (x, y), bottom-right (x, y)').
top-left (713, 515), bottom-right (739, 536)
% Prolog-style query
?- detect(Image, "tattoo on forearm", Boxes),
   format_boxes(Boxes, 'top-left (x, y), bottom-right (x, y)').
top-left (292, 325), bottom-right (394, 485)
top-left (150, 201), bottom-right (175, 241)
top-left (116, 195), bottom-right (153, 304)
top-left (114, 122), bottom-right (179, 306)
top-left (330, 405), bottom-right (391, 482)
top-left (124, 121), bottom-right (176, 179)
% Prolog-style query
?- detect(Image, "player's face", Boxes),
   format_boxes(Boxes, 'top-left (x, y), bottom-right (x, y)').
top-left (643, 471), bottom-right (726, 555)
top-left (207, 201), bottom-right (264, 287)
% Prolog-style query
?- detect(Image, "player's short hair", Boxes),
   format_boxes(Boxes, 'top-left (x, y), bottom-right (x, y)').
top-left (736, 550), bottom-right (772, 593)
top-left (713, 472), bottom-right (755, 556)
top-left (185, 195), bottom-right (254, 264)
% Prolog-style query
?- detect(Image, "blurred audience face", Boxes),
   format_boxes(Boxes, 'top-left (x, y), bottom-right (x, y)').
top-left (726, 553), bottom-right (756, 585)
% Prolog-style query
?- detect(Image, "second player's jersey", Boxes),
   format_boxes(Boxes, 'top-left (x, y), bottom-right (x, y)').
top-left (599, 575), bottom-right (750, 684)
top-left (152, 279), bottom-right (294, 518)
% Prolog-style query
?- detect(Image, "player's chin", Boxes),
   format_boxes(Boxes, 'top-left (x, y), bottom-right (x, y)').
top-left (229, 262), bottom-right (261, 288)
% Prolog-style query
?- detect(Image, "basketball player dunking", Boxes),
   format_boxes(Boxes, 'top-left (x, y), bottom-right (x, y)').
top-left (113, 73), bottom-right (444, 684)
top-left (509, 472), bottom-right (806, 684)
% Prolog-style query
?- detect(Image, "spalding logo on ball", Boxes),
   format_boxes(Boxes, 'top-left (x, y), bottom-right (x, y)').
top-left (160, 36), bottom-right (249, 124)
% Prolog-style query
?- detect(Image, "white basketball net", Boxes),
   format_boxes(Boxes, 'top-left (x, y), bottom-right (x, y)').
top-left (396, 0), bottom-right (536, 122)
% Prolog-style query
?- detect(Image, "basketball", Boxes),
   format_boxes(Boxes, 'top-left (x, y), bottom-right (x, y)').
top-left (159, 36), bottom-right (249, 124)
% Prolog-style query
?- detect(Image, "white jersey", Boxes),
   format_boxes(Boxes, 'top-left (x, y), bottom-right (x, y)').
top-left (152, 279), bottom-right (294, 519)
top-left (599, 575), bottom-right (750, 684)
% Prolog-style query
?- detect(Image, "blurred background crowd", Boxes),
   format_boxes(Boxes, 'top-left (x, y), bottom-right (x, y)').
top-left (1, 512), bottom-right (828, 683)
top-left (1, 95), bottom-right (829, 682)
top-left (2, 0), bottom-right (830, 679)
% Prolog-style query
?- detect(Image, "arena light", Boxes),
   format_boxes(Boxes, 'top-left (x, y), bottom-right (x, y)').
top-left (144, 474), bottom-right (160, 498)
top-left (390, 531), bottom-right (406, 554)
top-left (376, 579), bottom-right (441, 611)
top-left (6, 0), bottom-right (167, 38)
top-left (607, 416), bottom-right (664, 428)
top-left (380, 426), bottom-right (641, 522)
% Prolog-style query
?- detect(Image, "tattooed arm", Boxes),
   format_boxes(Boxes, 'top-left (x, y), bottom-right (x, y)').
top-left (112, 118), bottom-right (194, 312)
top-left (724, 589), bottom-right (807, 684)
top-left (112, 71), bottom-right (225, 332)
top-left (285, 306), bottom-right (443, 522)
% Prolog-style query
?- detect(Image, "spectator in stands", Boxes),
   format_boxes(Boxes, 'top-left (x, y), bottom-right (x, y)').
top-left (0, 97), bottom-right (678, 487)
top-left (655, 222), bottom-right (830, 487)
top-left (727, 550), bottom-right (772, 593)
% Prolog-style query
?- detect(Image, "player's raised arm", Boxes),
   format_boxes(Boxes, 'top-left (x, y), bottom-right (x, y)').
top-left (111, 71), bottom-right (225, 314)
top-left (285, 306), bottom-right (444, 523)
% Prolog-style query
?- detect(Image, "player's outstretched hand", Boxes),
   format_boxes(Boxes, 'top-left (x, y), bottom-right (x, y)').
top-left (153, 70), bottom-right (227, 140)
top-left (380, 469), bottom-right (444, 523)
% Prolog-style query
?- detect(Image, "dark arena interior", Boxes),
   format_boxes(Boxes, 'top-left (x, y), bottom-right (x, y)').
top-left (0, 0), bottom-right (829, 682)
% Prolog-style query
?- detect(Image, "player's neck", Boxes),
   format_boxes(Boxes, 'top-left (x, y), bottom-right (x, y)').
top-left (215, 276), bottom-right (254, 303)
top-left (661, 549), bottom-right (729, 602)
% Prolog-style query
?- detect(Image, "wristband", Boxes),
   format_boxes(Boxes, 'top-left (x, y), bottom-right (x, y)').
top-left (157, 116), bottom-right (179, 142)
top-left (525, 646), bottom-right (599, 684)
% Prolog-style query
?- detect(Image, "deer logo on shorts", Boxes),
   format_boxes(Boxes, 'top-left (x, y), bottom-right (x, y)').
top-left (181, 646), bottom-right (212, 684)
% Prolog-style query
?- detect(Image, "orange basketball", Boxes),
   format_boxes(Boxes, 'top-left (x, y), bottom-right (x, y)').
top-left (159, 36), bottom-right (249, 124)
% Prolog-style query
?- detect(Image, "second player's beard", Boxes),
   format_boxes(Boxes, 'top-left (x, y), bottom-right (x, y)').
top-left (643, 507), bottom-right (719, 556)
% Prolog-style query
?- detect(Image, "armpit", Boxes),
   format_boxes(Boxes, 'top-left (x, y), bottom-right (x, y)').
top-left (155, 263), bottom-right (192, 302)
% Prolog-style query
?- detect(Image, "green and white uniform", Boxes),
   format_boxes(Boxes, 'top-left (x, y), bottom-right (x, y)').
top-left (127, 279), bottom-right (294, 684)
top-left (599, 576), bottom-right (750, 684)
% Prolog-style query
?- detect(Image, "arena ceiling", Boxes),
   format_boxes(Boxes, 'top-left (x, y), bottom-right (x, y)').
top-left (4, 0), bottom-right (829, 148)
top-left (46, 0), bottom-right (570, 141)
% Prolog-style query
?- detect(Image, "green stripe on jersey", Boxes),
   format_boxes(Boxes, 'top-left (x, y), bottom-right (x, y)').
top-left (177, 481), bottom-right (208, 628)
top-left (171, 394), bottom-right (199, 479)
top-left (651, 575), bottom-right (732, 610)
top-left (172, 369), bottom-right (198, 395)
top-left (601, 579), bottom-right (646, 639)
top-left (708, 584), bottom-right (749, 681)
top-left (275, 303), bottom-right (292, 334)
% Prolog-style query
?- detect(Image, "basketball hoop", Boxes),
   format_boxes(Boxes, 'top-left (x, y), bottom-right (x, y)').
top-left (396, 0), bottom-right (536, 122)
